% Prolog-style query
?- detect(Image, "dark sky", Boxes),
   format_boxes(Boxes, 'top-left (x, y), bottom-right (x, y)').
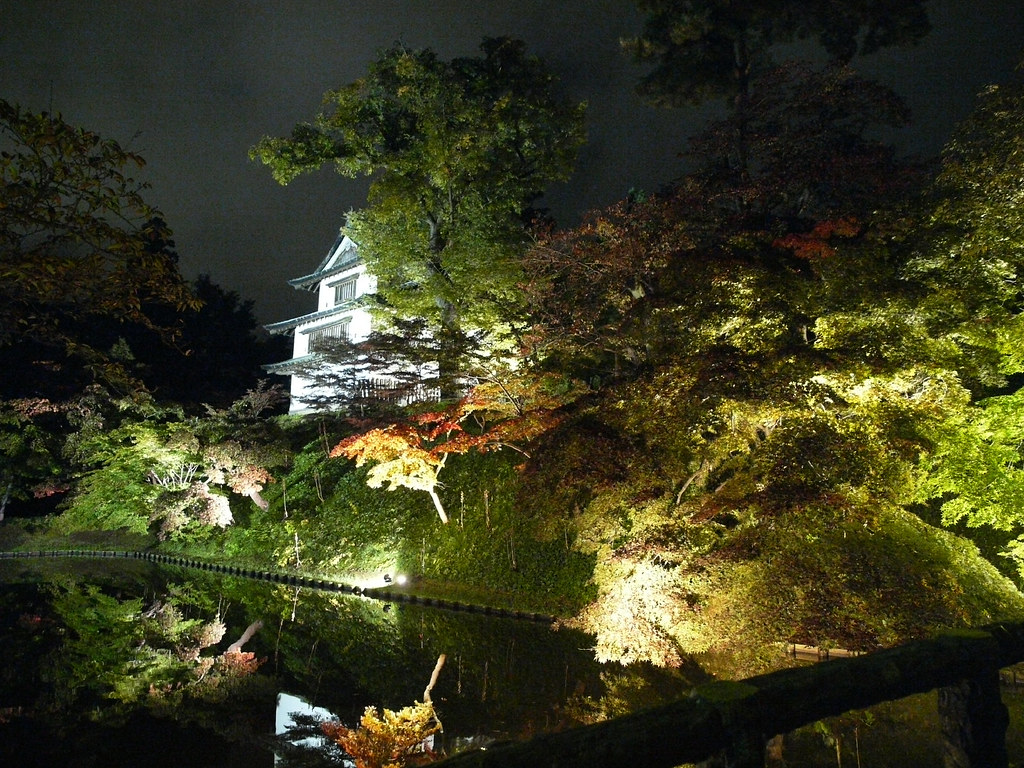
top-left (2, 1), bottom-right (1022, 326)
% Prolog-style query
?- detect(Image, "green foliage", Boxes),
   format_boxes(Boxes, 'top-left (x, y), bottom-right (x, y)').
top-left (514, 54), bottom-right (1024, 668)
top-left (39, 575), bottom-right (267, 727)
top-left (905, 64), bottom-right (1024, 391)
top-left (904, 66), bottom-right (1024, 579)
top-left (707, 506), bottom-right (1024, 654)
top-left (526, 61), bottom-right (921, 385)
top-left (916, 386), bottom-right (1024, 577)
top-left (234, 429), bottom-right (595, 615)
top-left (56, 389), bottom-right (290, 541)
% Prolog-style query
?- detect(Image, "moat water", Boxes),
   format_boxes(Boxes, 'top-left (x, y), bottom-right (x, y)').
top-left (2, 555), bottom-right (1022, 767)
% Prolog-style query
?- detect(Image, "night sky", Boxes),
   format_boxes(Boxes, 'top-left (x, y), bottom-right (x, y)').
top-left (2, 1), bottom-right (1023, 326)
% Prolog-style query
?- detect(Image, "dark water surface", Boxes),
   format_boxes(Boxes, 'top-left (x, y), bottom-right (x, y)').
top-left (0, 557), bottom-right (693, 767)
top-left (5, 556), bottom-right (1024, 767)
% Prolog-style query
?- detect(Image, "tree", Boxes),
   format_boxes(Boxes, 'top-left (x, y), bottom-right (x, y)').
top-left (321, 702), bottom-right (440, 768)
top-left (623, 0), bottom-right (929, 192)
top-left (688, 62), bottom-right (916, 223)
top-left (904, 62), bottom-right (1024, 389)
top-left (58, 383), bottom-right (289, 539)
top-left (0, 100), bottom-right (196, 395)
top-left (524, 62), bottom-right (919, 383)
top-left (911, 63), bottom-right (1024, 571)
top-left (519, 54), bottom-right (1024, 664)
top-left (124, 275), bottom-right (291, 410)
top-left (252, 38), bottom-right (586, 394)
top-left (623, 0), bottom-right (930, 108)
top-left (332, 375), bottom-right (573, 524)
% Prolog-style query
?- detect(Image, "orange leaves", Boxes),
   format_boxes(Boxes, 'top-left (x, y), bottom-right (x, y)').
top-left (322, 702), bottom-right (440, 768)
top-left (773, 217), bottom-right (861, 260)
top-left (216, 650), bottom-right (264, 678)
top-left (332, 424), bottom-right (444, 465)
top-left (332, 393), bottom-right (559, 468)
top-left (330, 382), bottom-right (568, 524)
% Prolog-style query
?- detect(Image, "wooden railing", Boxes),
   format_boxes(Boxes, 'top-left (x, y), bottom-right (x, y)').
top-left (350, 376), bottom-right (441, 405)
top-left (435, 622), bottom-right (1024, 768)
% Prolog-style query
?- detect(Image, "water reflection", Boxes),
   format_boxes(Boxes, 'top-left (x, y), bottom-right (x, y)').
top-left (0, 558), bottom-right (696, 767)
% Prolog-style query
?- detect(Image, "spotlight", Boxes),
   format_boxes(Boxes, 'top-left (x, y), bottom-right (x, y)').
top-left (396, 574), bottom-right (408, 586)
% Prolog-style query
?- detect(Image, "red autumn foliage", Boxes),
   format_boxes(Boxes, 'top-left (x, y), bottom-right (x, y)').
top-left (773, 217), bottom-right (862, 259)
top-left (330, 381), bottom-right (568, 523)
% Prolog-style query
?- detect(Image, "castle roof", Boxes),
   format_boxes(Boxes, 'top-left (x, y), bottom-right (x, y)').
top-left (263, 305), bottom-right (351, 335)
top-left (287, 231), bottom-right (361, 291)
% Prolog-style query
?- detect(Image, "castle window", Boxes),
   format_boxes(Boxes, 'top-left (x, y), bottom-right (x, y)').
top-left (333, 276), bottom-right (357, 305)
top-left (307, 318), bottom-right (351, 352)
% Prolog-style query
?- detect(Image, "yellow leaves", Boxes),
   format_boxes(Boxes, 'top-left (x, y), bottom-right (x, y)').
top-left (333, 427), bottom-right (420, 465)
top-left (366, 455), bottom-right (441, 494)
top-left (322, 702), bottom-right (440, 768)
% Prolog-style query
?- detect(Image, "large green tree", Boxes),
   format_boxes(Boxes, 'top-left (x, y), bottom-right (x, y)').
top-left (0, 100), bottom-right (196, 396)
top-left (912, 63), bottom-right (1024, 569)
top-left (252, 38), bottom-right (586, 394)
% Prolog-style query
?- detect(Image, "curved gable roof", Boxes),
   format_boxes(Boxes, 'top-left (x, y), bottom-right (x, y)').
top-left (287, 232), bottom-right (362, 290)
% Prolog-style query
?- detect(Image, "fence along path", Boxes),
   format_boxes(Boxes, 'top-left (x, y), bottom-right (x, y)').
top-left (434, 622), bottom-right (1024, 768)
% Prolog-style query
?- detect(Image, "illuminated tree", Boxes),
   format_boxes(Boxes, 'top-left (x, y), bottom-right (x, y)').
top-left (521, 58), bottom-right (1024, 662)
top-left (912, 64), bottom-right (1024, 571)
top-left (332, 381), bottom-right (569, 525)
top-left (525, 62), bottom-right (919, 385)
top-left (252, 38), bottom-right (586, 393)
top-left (322, 702), bottom-right (440, 768)
top-left (58, 384), bottom-right (289, 538)
top-left (905, 62), bottom-right (1024, 387)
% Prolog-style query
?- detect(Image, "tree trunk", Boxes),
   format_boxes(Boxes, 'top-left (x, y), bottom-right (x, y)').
top-left (247, 489), bottom-right (269, 511)
top-left (226, 619), bottom-right (263, 654)
top-left (436, 302), bottom-right (462, 401)
top-left (732, 34), bottom-right (752, 180)
top-left (428, 488), bottom-right (449, 524)
top-left (424, 654), bottom-right (447, 703)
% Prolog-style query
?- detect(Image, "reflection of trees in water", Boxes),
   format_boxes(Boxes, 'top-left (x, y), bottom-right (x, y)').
top-left (0, 564), bottom-right (696, 766)
top-left (45, 579), bottom-right (267, 718)
top-left (0, 571), bottom-right (277, 741)
top-left (267, 588), bottom-right (609, 746)
top-left (276, 656), bottom-right (445, 768)
top-left (0, 567), bottom-right (282, 766)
